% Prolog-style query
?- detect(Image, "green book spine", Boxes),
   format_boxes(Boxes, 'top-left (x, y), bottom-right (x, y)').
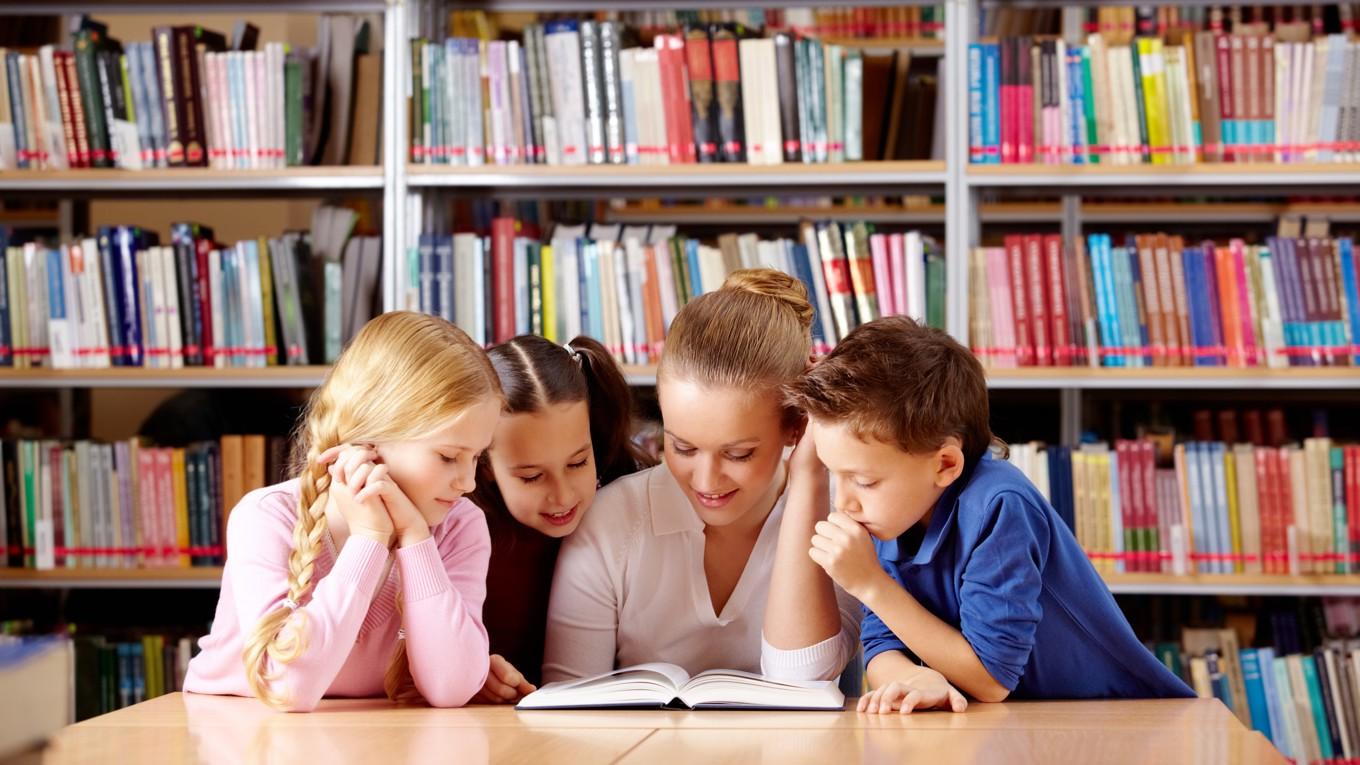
top-left (670, 238), bottom-right (690, 306)
top-left (1080, 48), bottom-right (1099, 164)
top-left (843, 50), bottom-right (862, 161)
top-left (257, 238), bottom-right (278, 367)
top-left (926, 242), bottom-right (945, 330)
top-left (74, 30), bottom-right (113, 167)
top-left (284, 54), bottom-right (302, 166)
top-left (1333, 447), bottom-right (1348, 575)
top-left (324, 260), bottom-right (342, 363)
top-left (410, 39), bottom-right (424, 163)
top-left (529, 242), bottom-right (543, 337)
top-left (1128, 44), bottom-right (1151, 164)
top-left (1301, 657), bottom-right (1335, 760)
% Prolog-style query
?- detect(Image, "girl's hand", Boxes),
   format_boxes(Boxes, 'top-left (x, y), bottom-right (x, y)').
top-left (317, 444), bottom-right (392, 546)
top-left (356, 463), bottom-right (431, 548)
top-left (857, 669), bottom-right (968, 715)
top-left (471, 655), bottom-right (537, 704)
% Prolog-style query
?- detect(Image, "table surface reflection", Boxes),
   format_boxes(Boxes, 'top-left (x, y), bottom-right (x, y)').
top-left (40, 693), bottom-right (1287, 765)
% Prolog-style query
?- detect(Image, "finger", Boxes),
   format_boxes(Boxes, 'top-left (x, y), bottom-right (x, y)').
top-left (949, 688), bottom-right (968, 713)
top-left (353, 479), bottom-right (389, 505)
top-left (496, 661), bottom-right (526, 689)
top-left (863, 690), bottom-right (880, 714)
top-left (807, 547), bottom-right (832, 572)
top-left (516, 680), bottom-right (537, 696)
top-left (316, 445), bottom-right (346, 464)
top-left (481, 676), bottom-right (516, 701)
top-left (348, 462), bottom-right (375, 494)
top-left (857, 694), bottom-right (870, 713)
top-left (900, 690), bottom-right (922, 714)
top-left (809, 534), bottom-right (838, 553)
top-left (826, 512), bottom-right (866, 535)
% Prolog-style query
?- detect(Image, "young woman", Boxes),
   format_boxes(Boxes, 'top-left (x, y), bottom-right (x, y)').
top-left (468, 334), bottom-right (651, 703)
top-left (543, 269), bottom-right (859, 683)
top-left (183, 312), bottom-right (503, 711)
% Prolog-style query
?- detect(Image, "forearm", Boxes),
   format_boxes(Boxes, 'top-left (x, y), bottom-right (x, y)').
top-left (764, 472), bottom-right (842, 649)
top-left (861, 580), bottom-right (1010, 702)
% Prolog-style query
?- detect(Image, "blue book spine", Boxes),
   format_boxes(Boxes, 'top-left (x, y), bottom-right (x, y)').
top-left (788, 242), bottom-right (826, 350)
top-left (114, 226), bottom-right (144, 367)
top-left (96, 228), bottom-right (125, 367)
top-left (514, 239), bottom-right (530, 336)
top-left (1067, 48), bottom-right (1086, 166)
top-left (1240, 649), bottom-right (1274, 742)
top-left (968, 44), bottom-right (982, 164)
top-left (1206, 442), bottom-right (1230, 574)
top-left (1338, 237), bottom-right (1360, 365)
top-left (435, 234), bottom-right (455, 325)
top-left (1119, 244), bottom-right (1147, 367)
top-left (685, 239), bottom-right (703, 297)
top-left (117, 643), bottom-right (134, 708)
top-left (1301, 657), bottom-right (1335, 761)
top-left (1184, 443), bottom-right (1207, 572)
top-left (983, 43), bottom-right (1001, 165)
top-left (1255, 648), bottom-right (1288, 756)
top-left (418, 233), bottom-right (436, 317)
top-left (1089, 235), bottom-right (1118, 367)
top-left (131, 642), bottom-right (146, 703)
top-left (46, 247), bottom-right (67, 365)
top-left (583, 242), bottom-right (602, 343)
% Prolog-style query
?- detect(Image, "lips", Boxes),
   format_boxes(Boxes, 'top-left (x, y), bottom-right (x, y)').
top-left (541, 504), bottom-right (578, 527)
top-left (693, 488), bottom-right (738, 509)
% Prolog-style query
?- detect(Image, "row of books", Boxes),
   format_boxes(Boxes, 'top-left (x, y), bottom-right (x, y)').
top-left (1160, 618), bottom-right (1360, 765)
top-left (982, 5), bottom-right (1360, 40)
top-left (0, 207), bottom-right (378, 369)
top-left (968, 231), bottom-right (1360, 369)
top-left (1009, 436), bottom-right (1360, 577)
top-left (73, 633), bottom-right (196, 720)
top-left (613, 8), bottom-right (945, 41)
top-left (0, 14), bottom-right (381, 171)
top-left (410, 18), bottom-right (939, 167)
top-left (403, 220), bottom-right (944, 360)
top-left (968, 17), bottom-right (1360, 166)
top-left (1, 434), bottom-right (283, 571)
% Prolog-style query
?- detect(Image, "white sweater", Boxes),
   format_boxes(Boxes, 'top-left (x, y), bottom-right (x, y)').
top-left (542, 463), bottom-right (860, 684)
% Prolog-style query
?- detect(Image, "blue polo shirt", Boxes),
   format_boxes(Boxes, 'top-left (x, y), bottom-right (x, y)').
top-left (861, 454), bottom-right (1194, 699)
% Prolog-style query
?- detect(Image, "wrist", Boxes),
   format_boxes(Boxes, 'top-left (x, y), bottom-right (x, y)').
top-left (397, 526), bottom-right (432, 548)
top-left (854, 569), bottom-right (896, 607)
top-left (351, 526), bottom-right (393, 547)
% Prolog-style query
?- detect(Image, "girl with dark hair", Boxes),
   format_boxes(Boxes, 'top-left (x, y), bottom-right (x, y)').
top-left (468, 334), bottom-right (652, 703)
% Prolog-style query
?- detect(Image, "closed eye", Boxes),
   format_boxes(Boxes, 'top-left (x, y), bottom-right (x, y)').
top-left (519, 473), bottom-right (543, 484)
top-left (568, 458), bottom-right (589, 470)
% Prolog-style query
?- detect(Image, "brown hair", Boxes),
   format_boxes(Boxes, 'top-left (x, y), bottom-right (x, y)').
top-left (658, 268), bottom-right (812, 424)
top-left (785, 316), bottom-right (997, 464)
top-left (246, 311), bottom-right (502, 709)
top-left (471, 334), bottom-right (653, 522)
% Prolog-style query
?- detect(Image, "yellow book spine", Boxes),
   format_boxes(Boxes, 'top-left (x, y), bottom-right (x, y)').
top-left (542, 244), bottom-right (557, 342)
top-left (1096, 451), bottom-right (1112, 575)
top-left (1138, 39), bottom-right (1170, 166)
top-left (1174, 444), bottom-right (1196, 573)
top-left (1224, 449), bottom-right (1243, 574)
top-left (172, 448), bottom-right (190, 567)
top-left (257, 238), bottom-right (278, 367)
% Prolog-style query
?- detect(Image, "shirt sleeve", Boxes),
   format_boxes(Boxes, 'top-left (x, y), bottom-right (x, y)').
top-left (760, 585), bottom-right (861, 682)
top-left (958, 492), bottom-right (1049, 691)
top-left (398, 501), bottom-right (492, 708)
top-left (541, 514), bottom-right (621, 684)
top-left (225, 493), bottom-right (391, 712)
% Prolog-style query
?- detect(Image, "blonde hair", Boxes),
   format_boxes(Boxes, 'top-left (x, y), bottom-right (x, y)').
top-left (242, 312), bottom-right (502, 709)
top-left (658, 268), bottom-right (813, 395)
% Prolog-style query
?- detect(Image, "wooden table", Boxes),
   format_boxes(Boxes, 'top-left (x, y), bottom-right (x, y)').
top-left (39, 693), bottom-right (1286, 764)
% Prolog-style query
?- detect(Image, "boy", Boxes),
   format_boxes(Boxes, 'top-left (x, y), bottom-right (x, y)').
top-left (786, 317), bottom-right (1194, 713)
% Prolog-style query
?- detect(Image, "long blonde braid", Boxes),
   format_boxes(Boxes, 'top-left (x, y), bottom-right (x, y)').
top-left (237, 311), bottom-right (503, 710)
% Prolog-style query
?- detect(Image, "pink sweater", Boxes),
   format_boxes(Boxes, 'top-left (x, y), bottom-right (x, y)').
top-left (183, 480), bottom-right (491, 711)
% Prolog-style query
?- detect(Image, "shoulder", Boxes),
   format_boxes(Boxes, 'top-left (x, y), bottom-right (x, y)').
top-left (432, 497), bottom-right (492, 551)
top-left (954, 458), bottom-right (1054, 535)
top-left (226, 479), bottom-right (302, 535)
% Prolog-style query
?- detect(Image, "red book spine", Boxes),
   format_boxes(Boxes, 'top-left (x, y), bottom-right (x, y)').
top-left (1346, 446), bottom-right (1360, 573)
top-left (53, 52), bottom-right (83, 169)
top-left (1116, 441), bottom-right (1137, 571)
top-left (667, 35), bottom-right (696, 164)
top-left (1141, 441), bottom-right (1159, 572)
top-left (61, 52), bottom-right (91, 168)
top-left (1024, 234), bottom-right (1051, 366)
top-left (1044, 234), bottom-right (1072, 365)
top-left (655, 36), bottom-right (685, 165)
top-left (1005, 235), bottom-right (1033, 365)
top-left (1000, 39), bottom-right (1016, 164)
top-left (491, 218), bottom-right (517, 344)
top-left (1016, 37), bottom-right (1035, 165)
top-left (1214, 34), bottom-right (1234, 163)
top-left (1273, 449), bottom-right (1293, 573)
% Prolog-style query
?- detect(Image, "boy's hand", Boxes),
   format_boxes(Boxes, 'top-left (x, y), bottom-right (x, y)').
top-left (857, 668), bottom-right (968, 714)
top-left (472, 655), bottom-right (536, 704)
top-left (809, 512), bottom-right (888, 601)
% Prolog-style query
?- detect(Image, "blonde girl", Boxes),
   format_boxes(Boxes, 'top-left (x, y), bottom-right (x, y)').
top-left (184, 312), bottom-right (503, 711)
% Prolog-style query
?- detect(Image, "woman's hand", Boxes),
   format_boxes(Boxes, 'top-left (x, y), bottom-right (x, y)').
top-left (471, 655), bottom-right (537, 704)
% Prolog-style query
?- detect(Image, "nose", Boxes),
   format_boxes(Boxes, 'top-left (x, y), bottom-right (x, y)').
top-left (695, 453), bottom-right (723, 491)
top-left (831, 477), bottom-right (855, 515)
top-left (548, 474), bottom-right (579, 510)
top-left (451, 461), bottom-right (476, 495)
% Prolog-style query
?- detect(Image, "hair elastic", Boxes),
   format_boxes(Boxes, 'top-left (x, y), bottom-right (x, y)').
top-left (563, 343), bottom-right (583, 366)
top-left (282, 598), bottom-right (300, 611)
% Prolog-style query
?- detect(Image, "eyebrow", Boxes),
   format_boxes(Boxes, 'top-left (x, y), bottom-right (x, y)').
top-left (508, 443), bottom-right (591, 471)
top-left (663, 430), bottom-right (761, 449)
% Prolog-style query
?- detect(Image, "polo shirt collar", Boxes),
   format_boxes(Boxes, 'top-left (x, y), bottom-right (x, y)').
top-left (648, 462), bottom-right (705, 536)
top-left (882, 452), bottom-right (989, 565)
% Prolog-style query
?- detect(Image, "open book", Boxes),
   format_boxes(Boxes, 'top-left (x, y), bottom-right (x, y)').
top-left (515, 663), bottom-right (845, 711)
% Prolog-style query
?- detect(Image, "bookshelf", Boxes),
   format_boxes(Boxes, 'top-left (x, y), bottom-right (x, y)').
top-left (0, 167), bottom-right (385, 193)
top-left (966, 163), bottom-right (1360, 189)
top-left (0, 367), bottom-right (333, 388)
top-left (405, 161), bottom-right (949, 190)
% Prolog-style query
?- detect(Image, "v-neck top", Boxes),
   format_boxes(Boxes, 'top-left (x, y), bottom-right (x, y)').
top-left (542, 464), bottom-right (860, 684)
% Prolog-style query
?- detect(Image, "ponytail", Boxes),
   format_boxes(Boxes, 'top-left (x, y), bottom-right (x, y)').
top-left (566, 335), bottom-right (652, 484)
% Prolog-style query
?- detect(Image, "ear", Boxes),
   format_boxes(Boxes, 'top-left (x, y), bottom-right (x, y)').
top-left (933, 438), bottom-right (966, 489)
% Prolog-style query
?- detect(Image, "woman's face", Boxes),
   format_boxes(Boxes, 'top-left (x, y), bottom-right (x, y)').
top-left (484, 400), bottom-right (598, 537)
top-left (657, 378), bottom-right (794, 529)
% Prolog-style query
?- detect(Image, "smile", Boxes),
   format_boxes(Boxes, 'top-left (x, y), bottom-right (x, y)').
top-left (694, 489), bottom-right (738, 508)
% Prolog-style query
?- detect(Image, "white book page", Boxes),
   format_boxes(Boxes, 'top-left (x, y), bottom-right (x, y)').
top-left (517, 662), bottom-right (690, 708)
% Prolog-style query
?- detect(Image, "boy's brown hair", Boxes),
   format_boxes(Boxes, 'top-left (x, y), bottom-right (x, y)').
top-left (785, 316), bottom-right (996, 464)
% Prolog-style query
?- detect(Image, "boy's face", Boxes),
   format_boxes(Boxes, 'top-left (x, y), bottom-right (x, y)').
top-left (807, 417), bottom-right (963, 541)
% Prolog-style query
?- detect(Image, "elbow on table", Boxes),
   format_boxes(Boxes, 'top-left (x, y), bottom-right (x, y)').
top-left (972, 682), bottom-right (1011, 704)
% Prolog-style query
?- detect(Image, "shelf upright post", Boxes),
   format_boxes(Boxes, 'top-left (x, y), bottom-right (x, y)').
top-left (945, 0), bottom-right (973, 344)
top-left (382, 0), bottom-right (411, 312)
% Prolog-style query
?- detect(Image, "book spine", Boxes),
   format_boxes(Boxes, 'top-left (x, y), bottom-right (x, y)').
top-left (74, 31), bottom-right (112, 168)
top-left (153, 28), bottom-right (186, 166)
